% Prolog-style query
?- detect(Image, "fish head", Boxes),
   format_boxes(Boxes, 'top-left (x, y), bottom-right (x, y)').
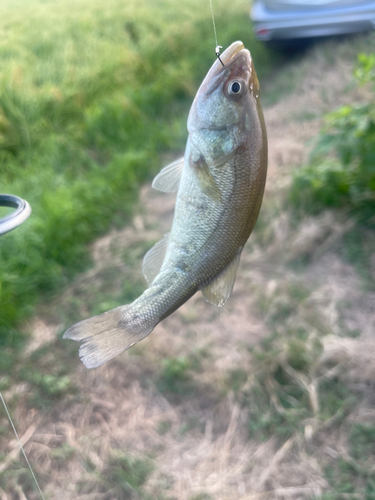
top-left (187, 41), bottom-right (261, 133)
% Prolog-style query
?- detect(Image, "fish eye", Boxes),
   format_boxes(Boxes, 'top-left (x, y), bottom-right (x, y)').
top-left (229, 81), bottom-right (241, 95)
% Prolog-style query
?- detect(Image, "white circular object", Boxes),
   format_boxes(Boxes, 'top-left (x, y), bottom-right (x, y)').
top-left (0, 194), bottom-right (32, 235)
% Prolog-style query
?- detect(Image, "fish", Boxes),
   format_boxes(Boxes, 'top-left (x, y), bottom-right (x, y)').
top-left (64, 40), bottom-right (268, 369)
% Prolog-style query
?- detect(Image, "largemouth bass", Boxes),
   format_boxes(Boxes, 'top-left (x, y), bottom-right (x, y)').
top-left (64, 41), bottom-right (268, 369)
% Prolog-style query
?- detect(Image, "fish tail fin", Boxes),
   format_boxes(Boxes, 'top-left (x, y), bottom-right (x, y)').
top-left (63, 305), bottom-right (153, 369)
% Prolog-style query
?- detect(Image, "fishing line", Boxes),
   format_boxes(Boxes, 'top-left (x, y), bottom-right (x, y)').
top-left (1, 193), bottom-right (37, 497)
top-left (0, 392), bottom-right (46, 500)
top-left (208, 0), bottom-right (224, 66)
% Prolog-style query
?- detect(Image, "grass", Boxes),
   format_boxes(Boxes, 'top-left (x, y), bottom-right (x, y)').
top-left (0, 332), bottom-right (79, 418)
top-left (315, 423), bottom-right (375, 500)
top-left (156, 353), bottom-right (205, 399)
top-left (289, 51), bottom-right (375, 229)
top-left (1, 4), bottom-right (375, 498)
top-left (0, 0), bottom-right (273, 354)
top-left (76, 451), bottom-right (154, 499)
top-left (0, 464), bottom-right (41, 499)
top-left (239, 329), bottom-right (361, 498)
top-left (240, 275), bottom-right (359, 443)
top-left (157, 356), bottom-right (193, 394)
top-left (341, 226), bottom-right (375, 290)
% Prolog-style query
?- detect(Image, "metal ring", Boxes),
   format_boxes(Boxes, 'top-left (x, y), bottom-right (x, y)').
top-left (0, 194), bottom-right (32, 236)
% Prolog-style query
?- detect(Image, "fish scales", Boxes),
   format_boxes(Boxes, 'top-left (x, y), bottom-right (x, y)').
top-left (64, 41), bottom-right (268, 369)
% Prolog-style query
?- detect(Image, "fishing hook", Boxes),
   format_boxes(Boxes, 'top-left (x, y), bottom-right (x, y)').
top-left (215, 45), bottom-right (224, 67)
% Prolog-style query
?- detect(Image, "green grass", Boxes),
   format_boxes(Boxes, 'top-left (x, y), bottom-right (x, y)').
top-left (77, 451), bottom-right (154, 498)
top-left (289, 52), bottom-right (375, 226)
top-left (0, 464), bottom-right (41, 499)
top-left (316, 423), bottom-right (375, 500)
top-left (350, 423), bottom-right (375, 461)
top-left (245, 338), bottom-right (357, 443)
top-left (341, 226), bottom-right (375, 290)
top-left (0, 0), bottom-right (273, 355)
top-left (247, 272), bottom-right (362, 442)
top-left (51, 443), bottom-right (76, 462)
top-left (244, 279), bottom-right (356, 443)
top-left (189, 494), bottom-right (213, 500)
top-left (156, 356), bottom-right (195, 395)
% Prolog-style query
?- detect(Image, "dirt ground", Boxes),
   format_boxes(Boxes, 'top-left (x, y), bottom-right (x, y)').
top-left (1, 38), bottom-right (375, 500)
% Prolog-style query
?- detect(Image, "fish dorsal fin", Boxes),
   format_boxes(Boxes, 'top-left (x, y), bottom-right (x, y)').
top-left (152, 157), bottom-right (184, 193)
top-left (142, 233), bottom-right (169, 284)
top-left (201, 251), bottom-right (241, 307)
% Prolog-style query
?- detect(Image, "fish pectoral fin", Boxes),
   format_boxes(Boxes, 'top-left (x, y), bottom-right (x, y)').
top-left (152, 157), bottom-right (184, 193)
top-left (201, 251), bottom-right (241, 307)
top-left (194, 161), bottom-right (221, 202)
top-left (189, 151), bottom-right (221, 202)
top-left (142, 233), bottom-right (169, 284)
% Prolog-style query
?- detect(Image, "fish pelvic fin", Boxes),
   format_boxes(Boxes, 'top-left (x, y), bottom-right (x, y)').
top-left (63, 306), bottom-right (153, 369)
top-left (201, 251), bottom-right (241, 307)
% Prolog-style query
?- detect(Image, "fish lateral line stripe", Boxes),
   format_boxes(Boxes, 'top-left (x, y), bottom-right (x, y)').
top-left (0, 391), bottom-right (46, 500)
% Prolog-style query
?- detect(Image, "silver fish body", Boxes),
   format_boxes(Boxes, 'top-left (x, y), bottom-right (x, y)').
top-left (64, 41), bottom-right (268, 368)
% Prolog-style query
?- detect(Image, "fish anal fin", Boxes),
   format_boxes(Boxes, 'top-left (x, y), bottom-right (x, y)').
top-left (142, 233), bottom-right (169, 284)
top-left (152, 157), bottom-right (184, 193)
top-left (201, 251), bottom-right (241, 307)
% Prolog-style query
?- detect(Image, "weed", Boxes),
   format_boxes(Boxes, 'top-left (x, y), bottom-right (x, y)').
top-left (312, 414), bottom-right (374, 499)
top-left (77, 451), bottom-right (154, 498)
top-left (33, 373), bottom-right (72, 398)
top-left (247, 318), bottom-right (354, 444)
top-left (226, 368), bottom-right (248, 392)
top-left (247, 380), bottom-right (303, 441)
top-left (106, 452), bottom-right (153, 493)
top-left (350, 423), bottom-right (375, 461)
top-left (157, 420), bottom-right (172, 435)
top-left (319, 378), bottom-right (355, 422)
top-left (318, 451), bottom-right (375, 500)
top-left (0, 376), bottom-right (9, 391)
top-left (290, 53), bottom-right (375, 224)
top-left (341, 227), bottom-right (375, 290)
top-left (0, 462), bottom-right (42, 498)
top-left (51, 443), bottom-right (76, 462)
top-left (156, 356), bottom-right (194, 395)
top-left (258, 281), bottom-right (311, 326)
top-left (178, 414), bottom-right (205, 436)
top-left (7, 336), bottom-right (79, 410)
top-left (155, 347), bottom-right (211, 398)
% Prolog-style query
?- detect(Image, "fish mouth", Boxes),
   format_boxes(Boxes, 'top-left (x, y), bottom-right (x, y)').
top-left (220, 41), bottom-right (245, 65)
top-left (207, 41), bottom-right (247, 78)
